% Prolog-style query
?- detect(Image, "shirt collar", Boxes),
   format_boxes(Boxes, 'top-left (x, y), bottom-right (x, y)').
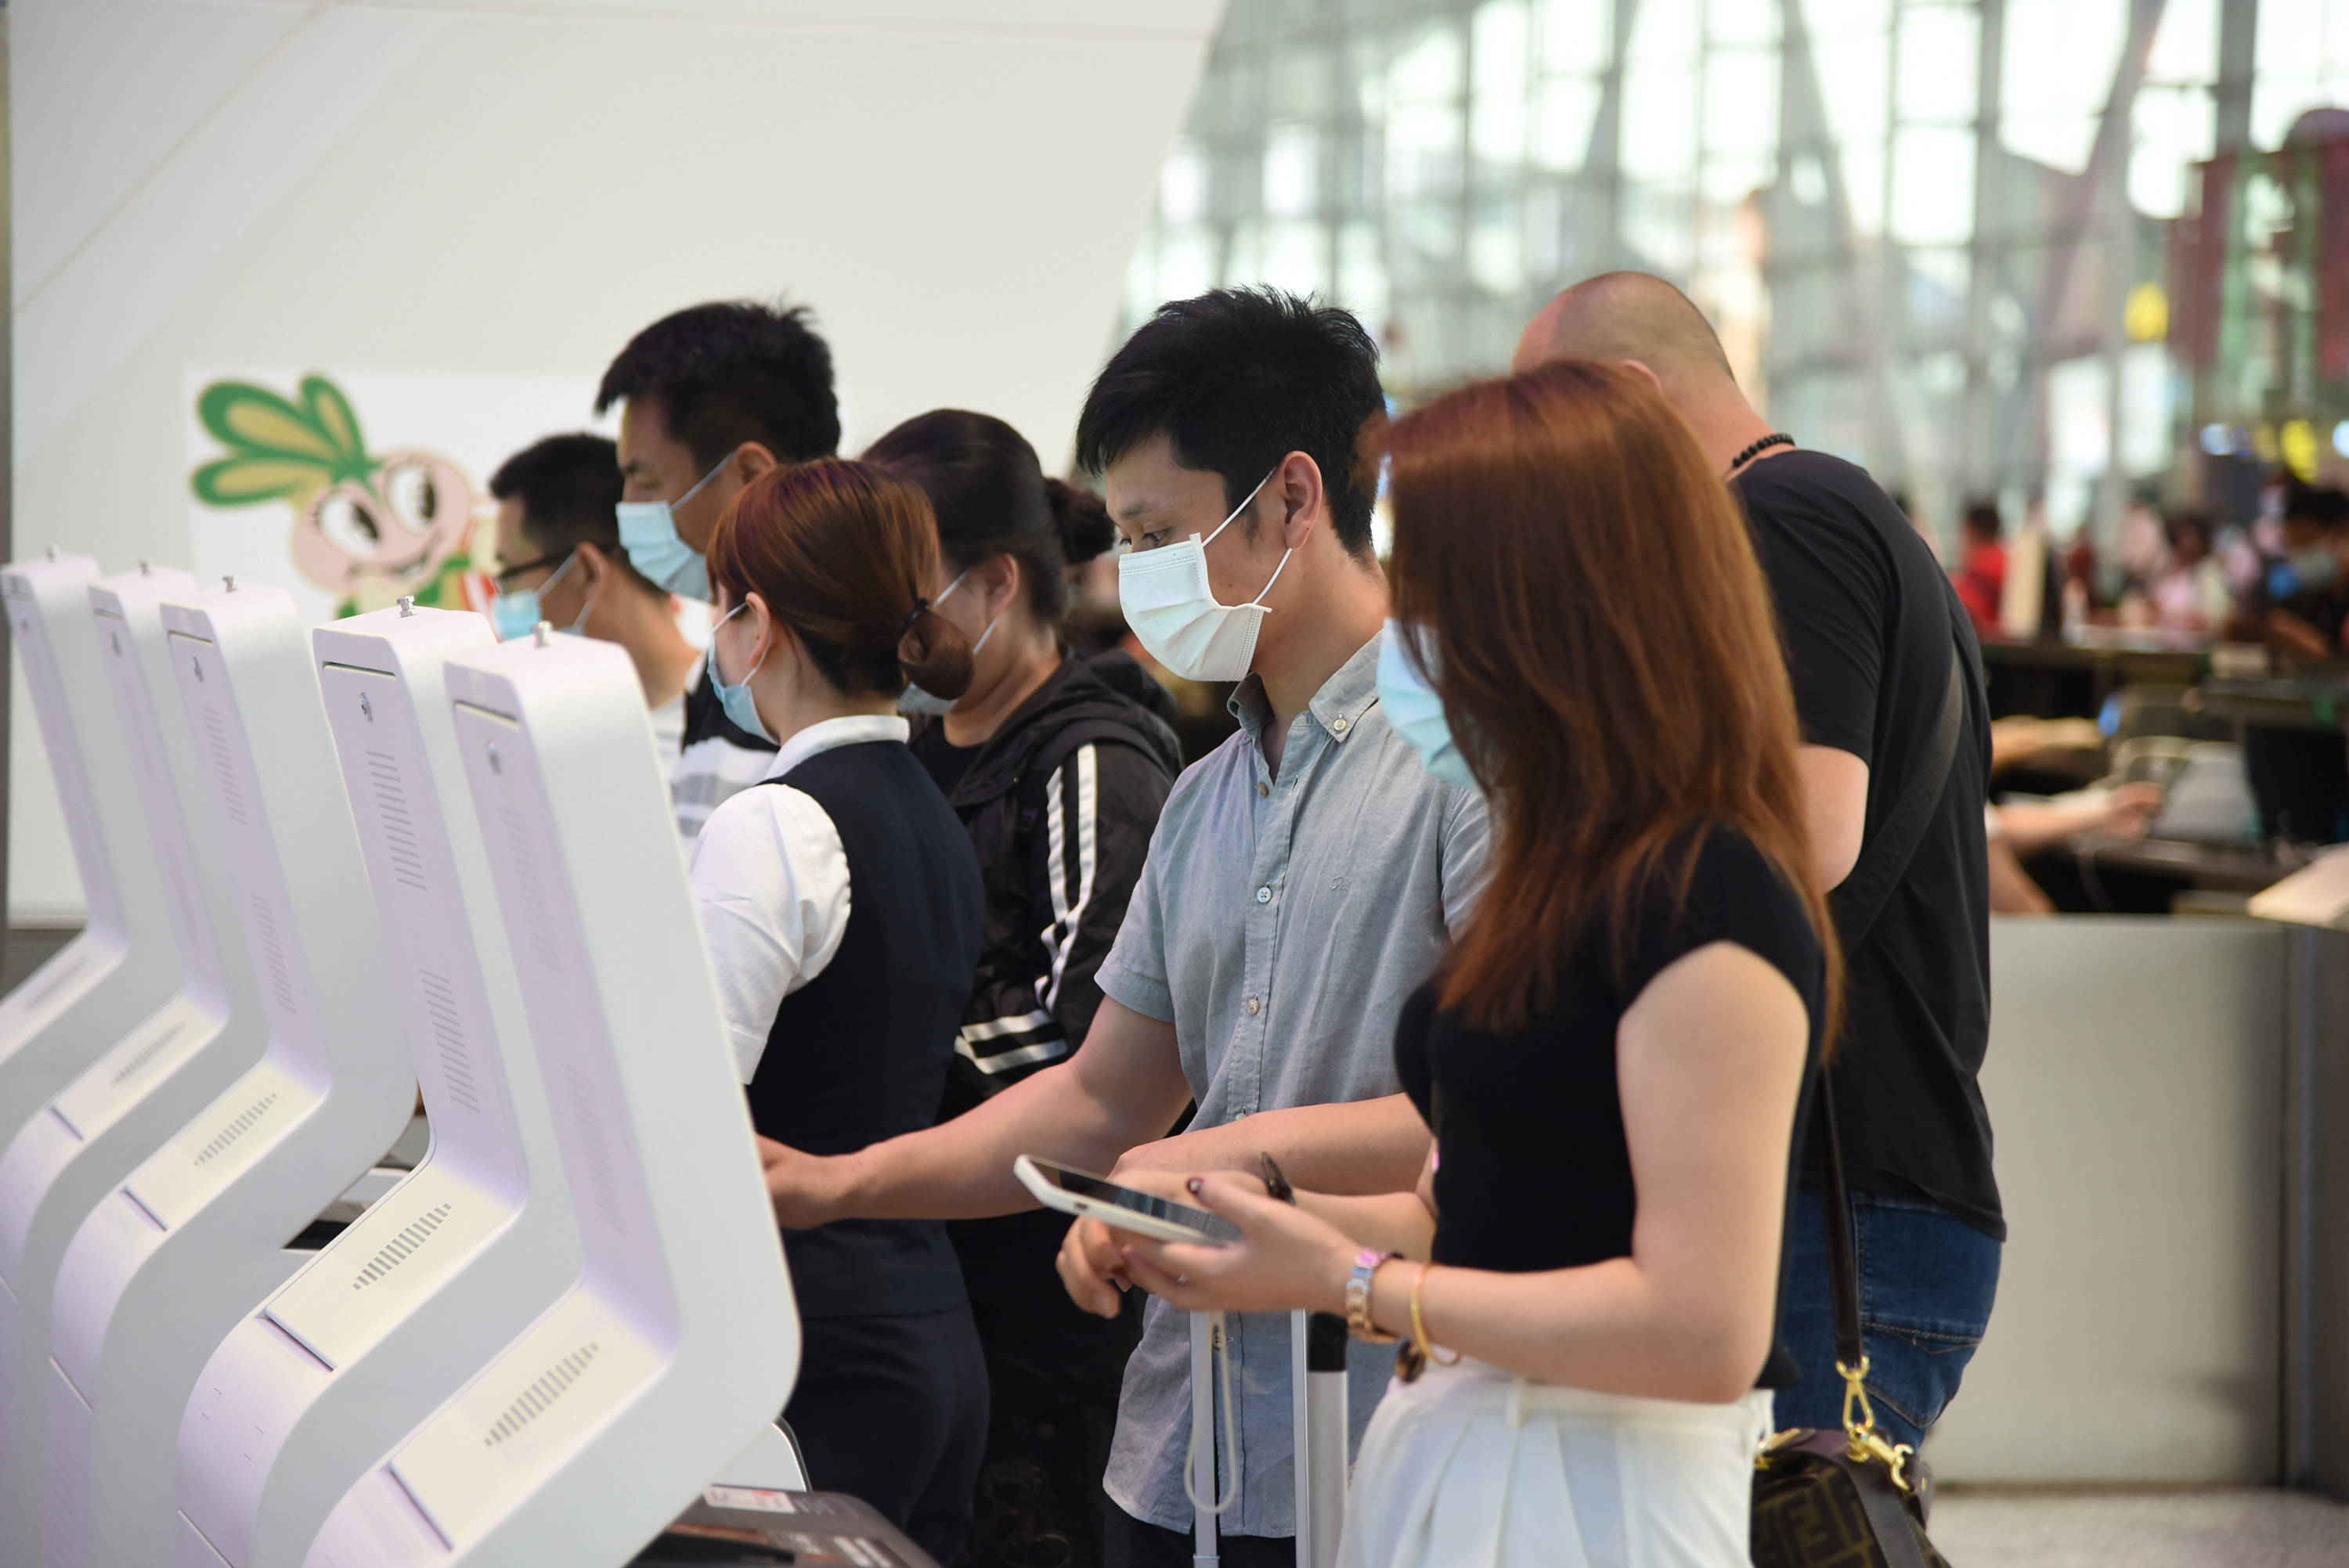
top-left (762, 712), bottom-right (911, 782)
top-left (1226, 633), bottom-right (1381, 744)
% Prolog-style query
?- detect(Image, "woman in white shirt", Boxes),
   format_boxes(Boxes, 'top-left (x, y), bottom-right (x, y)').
top-left (691, 458), bottom-right (989, 1564)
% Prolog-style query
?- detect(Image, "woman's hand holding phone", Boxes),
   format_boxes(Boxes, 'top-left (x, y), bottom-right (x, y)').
top-left (1114, 1173), bottom-right (1358, 1317)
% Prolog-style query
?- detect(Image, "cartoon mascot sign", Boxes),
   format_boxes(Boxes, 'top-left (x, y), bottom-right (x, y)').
top-left (190, 373), bottom-right (493, 617)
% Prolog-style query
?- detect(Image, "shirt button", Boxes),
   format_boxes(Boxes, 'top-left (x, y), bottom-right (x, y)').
top-left (1256, 780), bottom-right (1269, 797)
top-left (1246, 997), bottom-right (1261, 1015)
top-left (1255, 886), bottom-right (1272, 904)
top-left (1331, 717), bottom-right (1351, 734)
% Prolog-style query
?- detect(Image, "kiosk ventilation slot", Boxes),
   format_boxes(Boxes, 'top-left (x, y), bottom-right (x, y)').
top-left (498, 805), bottom-right (565, 973)
top-left (193, 1091), bottom-right (278, 1165)
top-left (416, 969), bottom-right (480, 1113)
top-left (202, 705), bottom-right (249, 826)
top-left (13, 949), bottom-right (85, 1011)
top-left (562, 1064), bottom-right (628, 1236)
top-left (352, 1202), bottom-right (453, 1289)
top-left (482, 1342), bottom-right (600, 1448)
top-left (366, 749), bottom-right (428, 892)
top-left (110, 1019), bottom-right (186, 1087)
top-left (250, 893), bottom-right (297, 1014)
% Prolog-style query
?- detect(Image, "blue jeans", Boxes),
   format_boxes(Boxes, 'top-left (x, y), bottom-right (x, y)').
top-left (1773, 1191), bottom-right (2002, 1450)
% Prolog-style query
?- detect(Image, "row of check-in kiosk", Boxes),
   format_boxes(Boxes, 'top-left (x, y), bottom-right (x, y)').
top-left (0, 551), bottom-right (886, 1568)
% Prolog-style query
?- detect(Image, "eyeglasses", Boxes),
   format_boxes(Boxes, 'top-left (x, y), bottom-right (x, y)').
top-left (494, 551), bottom-right (570, 593)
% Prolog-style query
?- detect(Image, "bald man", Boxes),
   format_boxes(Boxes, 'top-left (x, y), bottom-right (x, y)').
top-left (1517, 272), bottom-right (1999, 1451)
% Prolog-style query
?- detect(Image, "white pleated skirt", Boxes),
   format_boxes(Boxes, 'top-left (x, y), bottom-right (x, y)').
top-left (1337, 1357), bottom-right (1774, 1568)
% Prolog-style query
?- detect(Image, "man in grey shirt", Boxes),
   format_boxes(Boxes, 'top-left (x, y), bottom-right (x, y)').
top-left (760, 287), bottom-right (1485, 1566)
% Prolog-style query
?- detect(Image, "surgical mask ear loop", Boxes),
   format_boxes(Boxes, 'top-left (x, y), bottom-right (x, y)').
top-left (1183, 1310), bottom-right (1240, 1517)
top-left (1201, 467), bottom-right (1295, 612)
top-left (713, 600), bottom-right (763, 685)
top-left (541, 551), bottom-right (591, 635)
top-left (1192, 467), bottom-right (1280, 550)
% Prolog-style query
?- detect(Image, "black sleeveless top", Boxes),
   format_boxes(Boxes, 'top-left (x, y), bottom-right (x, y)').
top-left (746, 741), bottom-right (985, 1319)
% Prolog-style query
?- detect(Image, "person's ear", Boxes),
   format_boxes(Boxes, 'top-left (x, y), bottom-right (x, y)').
top-left (734, 443), bottom-right (781, 483)
top-left (981, 553), bottom-right (1021, 619)
top-left (574, 542), bottom-right (610, 594)
top-left (1617, 358), bottom-right (1666, 395)
top-left (1275, 452), bottom-right (1326, 552)
top-left (740, 589), bottom-right (773, 660)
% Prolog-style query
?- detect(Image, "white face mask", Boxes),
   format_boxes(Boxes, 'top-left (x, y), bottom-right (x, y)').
top-left (1116, 466), bottom-right (1287, 683)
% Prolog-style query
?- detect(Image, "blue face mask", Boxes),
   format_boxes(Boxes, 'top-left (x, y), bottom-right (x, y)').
top-left (489, 552), bottom-right (583, 641)
top-left (1376, 619), bottom-right (1477, 790)
top-left (2274, 543), bottom-right (2343, 600)
top-left (710, 600), bottom-right (777, 744)
top-left (616, 453), bottom-right (732, 601)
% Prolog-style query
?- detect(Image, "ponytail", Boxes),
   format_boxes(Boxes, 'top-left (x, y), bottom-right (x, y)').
top-left (707, 459), bottom-right (973, 700)
top-left (1045, 478), bottom-right (1116, 564)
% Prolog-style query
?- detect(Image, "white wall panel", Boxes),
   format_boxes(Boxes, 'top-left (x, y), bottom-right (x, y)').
top-left (1928, 917), bottom-right (2284, 1483)
top-left (10, 0), bottom-right (1221, 918)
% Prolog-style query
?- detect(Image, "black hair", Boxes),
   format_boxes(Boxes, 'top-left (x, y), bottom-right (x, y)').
top-left (2282, 483), bottom-right (2349, 531)
top-left (1962, 500), bottom-right (2004, 542)
top-left (861, 409), bottom-right (1114, 626)
top-left (594, 299), bottom-right (841, 469)
top-left (1074, 287), bottom-right (1385, 557)
top-left (489, 433), bottom-right (630, 567)
top-left (2167, 509), bottom-right (2213, 549)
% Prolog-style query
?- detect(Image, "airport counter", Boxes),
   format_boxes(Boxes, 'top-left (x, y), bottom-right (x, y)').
top-left (1929, 915), bottom-right (2349, 1495)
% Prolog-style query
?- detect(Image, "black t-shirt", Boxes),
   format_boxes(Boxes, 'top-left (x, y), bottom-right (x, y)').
top-left (907, 725), bottom-right (983, 800)
top-left (1393, 824), bottom-right (1824, 1389)
top-left (1734, 450), bottom-right (2000, 1239)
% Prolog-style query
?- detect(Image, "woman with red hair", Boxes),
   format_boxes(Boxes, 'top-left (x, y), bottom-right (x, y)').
top-left (1117, 362), bottom-right (1839, 1567)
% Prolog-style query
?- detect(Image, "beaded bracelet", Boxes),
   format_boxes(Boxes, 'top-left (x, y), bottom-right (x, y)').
top-left (1345, 1249), bottom-right (1398, 1343)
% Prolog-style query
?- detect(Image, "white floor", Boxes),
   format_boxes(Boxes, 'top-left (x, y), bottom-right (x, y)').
top-left (1930, 1487), bottom-right (2349, 1566)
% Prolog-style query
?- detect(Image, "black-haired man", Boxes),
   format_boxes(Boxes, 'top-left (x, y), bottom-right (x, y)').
top-left (760, 289), bottom-right (1488, 1566)
top-left (595, 298), bottom-right (843, 843)
top-left (487, 434), bottom-right (720, 854)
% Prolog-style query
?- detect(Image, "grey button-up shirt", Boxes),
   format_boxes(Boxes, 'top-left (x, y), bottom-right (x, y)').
top-left (1095, 634), bottom-right (1488, 1537)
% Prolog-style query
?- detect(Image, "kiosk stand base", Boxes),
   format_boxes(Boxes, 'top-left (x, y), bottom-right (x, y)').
top-left (633, 1491), bottom-right (939, 1568)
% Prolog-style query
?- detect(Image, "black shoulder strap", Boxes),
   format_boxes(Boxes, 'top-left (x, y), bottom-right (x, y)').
top-left (1818, 629), bottom-right (1966, 1372)
top-left (1828, 647), bottom-right (1965, 954)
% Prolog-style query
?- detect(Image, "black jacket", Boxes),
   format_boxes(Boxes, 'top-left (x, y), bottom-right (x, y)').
top-left (916, 652), bottom-right (1182, 1426)
top-left (923, 650), bottom-right (1182, 1116)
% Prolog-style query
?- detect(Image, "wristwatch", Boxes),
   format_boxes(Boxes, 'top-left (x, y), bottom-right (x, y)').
top-left (1345, 1249), bottom-right (1399, 1343)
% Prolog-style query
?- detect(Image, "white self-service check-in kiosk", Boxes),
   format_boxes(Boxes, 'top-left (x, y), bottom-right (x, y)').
top-left (0, 557), bottom-right (178, 1167)
top-left (38, 582), bottom-right (417, 1568)
top-left (306, 630), bottom-right (798, 1567)
top-left (172, 604), bottom-right (584, 1568)
top-left (0, 566), bottom-right (276, 1568)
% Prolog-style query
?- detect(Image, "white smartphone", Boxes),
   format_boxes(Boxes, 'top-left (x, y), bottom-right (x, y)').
top-left (1012, 1155), bottom-right (1243, 1245)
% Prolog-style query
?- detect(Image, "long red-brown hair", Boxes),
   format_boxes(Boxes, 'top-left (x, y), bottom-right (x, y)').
top-left (1385, 359), bottom-right (1840, 1040)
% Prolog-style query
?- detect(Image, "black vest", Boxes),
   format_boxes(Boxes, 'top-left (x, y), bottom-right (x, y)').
top-left (748, 740), bottom-right (984, 1319)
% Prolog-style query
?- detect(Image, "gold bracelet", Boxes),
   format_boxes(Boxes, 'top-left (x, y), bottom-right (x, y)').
top-left (1395, 1262), bottom-right (1462, 1383)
